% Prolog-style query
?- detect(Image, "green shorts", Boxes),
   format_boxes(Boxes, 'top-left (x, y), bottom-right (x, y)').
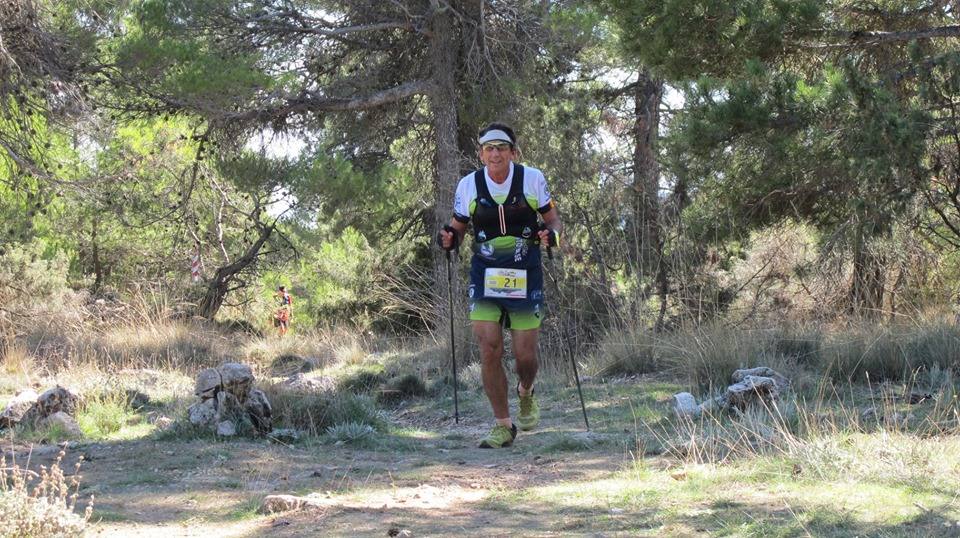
top-left (469, 299), bottom-right (542, 330)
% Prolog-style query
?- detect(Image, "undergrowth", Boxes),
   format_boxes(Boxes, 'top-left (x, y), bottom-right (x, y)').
top-left (0, 449), bottom-right (92, 538)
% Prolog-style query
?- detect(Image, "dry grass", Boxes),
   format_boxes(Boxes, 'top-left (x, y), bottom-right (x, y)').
top-left (588, 317), bottom-right (960, 396)
top-left (649, 372), bottom-right (960, 472)
top-left (0, 343), bottom-right (41, 397)
top-left (0, 449), bottom-right (92, 538)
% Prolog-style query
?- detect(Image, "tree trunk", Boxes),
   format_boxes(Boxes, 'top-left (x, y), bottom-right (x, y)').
top-left (91, 217), bottom-right (103, 292)
top-left (429, 2), bottom-right (463, 333)
top-left (196, 224), bottom-right (274, 320)
top-left (456, 0), bottom-right (482, 177)
top-left (850, 231), bottom-right (886, 318)
top-left (630, 69), bottom-right (669, 330)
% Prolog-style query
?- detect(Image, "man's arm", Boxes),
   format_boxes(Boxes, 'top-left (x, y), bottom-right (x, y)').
top-left (540, 207), bottom-right (562, 236)
top-left (538, 206), bottom-right (562, 247)
top-left (440, 219), bottom-right (468, 250)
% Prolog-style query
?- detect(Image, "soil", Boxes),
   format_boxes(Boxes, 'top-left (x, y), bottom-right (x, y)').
top-left (4, 388), bottom-right (647, 538)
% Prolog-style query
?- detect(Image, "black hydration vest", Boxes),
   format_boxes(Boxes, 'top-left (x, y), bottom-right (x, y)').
top-left (471, 164), bottom-right (539, 243)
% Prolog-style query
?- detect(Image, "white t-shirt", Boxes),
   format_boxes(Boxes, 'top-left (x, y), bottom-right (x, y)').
top-left (453, 162), bottom-right (552, 220)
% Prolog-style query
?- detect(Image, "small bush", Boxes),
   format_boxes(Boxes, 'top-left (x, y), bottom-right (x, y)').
top-left (591, 327), bottom-right (660, 377)
top-left (823, 326), bottom-right (908, 382)
top-left (0, 343), bottom-right (39, 395)
top-left (0, 239), bottom-right (69, 313)
top-left (0, 450), bottom-right (92, 537)
top-left (338, 365), bottom-right (386, 394)
top-left (243, 335), bottom-right (334, 371)
top-left (269, 353), bottom-right (309, 377)
top-left (215, 318), bottom-right (262, 336)
top-left (901, 322), bottom-right (960, 372)
top-left (662, 325), bottom-right (772, 391)
top-left (771, 326), bottom-right (822, 364)
top-left (378, 374), bottom-right (427, 404)
top-left (264, 381), bottom-right (385, 436)
top-left (325, 421), bottom-right (375, 444)
top-left (77, 391), bottom-right (138, 439)
top-left (459, 362), bottom-right (483, 392)
top-left (326, 394), bottom-right (386, 430)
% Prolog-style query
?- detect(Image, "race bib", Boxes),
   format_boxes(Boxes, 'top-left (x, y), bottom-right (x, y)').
top-left (484, 268), bottom-right (527, 299)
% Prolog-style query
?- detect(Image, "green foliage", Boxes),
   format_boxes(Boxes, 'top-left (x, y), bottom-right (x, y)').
top-left (823, 322), bottom-right (960, 383)
top-left (599, 0), bottom-right (956, 317)
top-left (599, 0), bottom-right (822, 80)
top-left (592, 320), bottom-right (960, 390)
top-left (294, 227), bottom-right (378, 328)
top-left (338, 363), bottom-right (387, 394)
top-left (672, 63), bottom-right (930, 244)
top-left (77, 391), bottom-right (138, 439)
top-left (114, 0), bottom-right (270, 109)
top-left (0, 238), bottom-right (69, 307)
top-left (378, 373), bottom-right (427, 404)
top-left (324, 421), bottom-right (376, 445)
top-left (264, 381), bottom-right (385, 436)
top-left (592, 326), bottom-right (661, 377)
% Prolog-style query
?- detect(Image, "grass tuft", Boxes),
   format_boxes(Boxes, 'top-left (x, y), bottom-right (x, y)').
top-left (76, 391), bottom-right (140, 439)
top-left (325, 421), bottom-right (376, 444)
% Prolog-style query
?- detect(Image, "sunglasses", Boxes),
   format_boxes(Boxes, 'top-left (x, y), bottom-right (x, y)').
top-left (481, 142), bottom-right (513, 152)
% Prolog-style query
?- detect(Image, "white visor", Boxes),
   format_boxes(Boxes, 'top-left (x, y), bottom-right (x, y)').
top-left (478, 129), bottom-right (513, 145)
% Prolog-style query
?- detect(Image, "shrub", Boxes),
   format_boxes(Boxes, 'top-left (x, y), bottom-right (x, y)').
top-left (77, 391), bottom-right (137, 439)
top-left (338, 365), bottom-right (386, 394)
top-left (0, 239), bottom-right (69, 311)
top-left (661, 325), bottom-right (774, 391)
top-left (591, 326), bottom-right (660, 377)
top-left (901, 322), bottom-right (960, 373)
top-left (771, 325), bottom-right (822, 365)
top-left (822, 326), bottom-right (906, 382)
top-left (325, 422), bottom-right (375, 444)
top-left (263, 382), bottom-right (385, 436)
top-left (0, 450), bottom-right (92, 538)
top-left (377, 374), bottom-right (427, 404)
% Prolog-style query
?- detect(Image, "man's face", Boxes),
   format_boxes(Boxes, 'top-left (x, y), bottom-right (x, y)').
top-left (479, 141), bottom-right (516, 177)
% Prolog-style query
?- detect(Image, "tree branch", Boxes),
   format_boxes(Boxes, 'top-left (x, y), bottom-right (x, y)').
top-left (219, 80), bottom-right (432, 123)
top-left (807, 25), bottom-right (960, 49)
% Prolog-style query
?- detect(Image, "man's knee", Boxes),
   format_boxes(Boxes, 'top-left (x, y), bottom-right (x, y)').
top-left (478, 339), bottom-right (504, 360)
top-left (512, 329), bottom-right (539, 357)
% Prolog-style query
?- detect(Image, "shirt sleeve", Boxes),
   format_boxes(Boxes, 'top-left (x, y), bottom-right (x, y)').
top-left (452, 175), bottom-right (472, 222)
top-left (530, 168), bottom-right (554, 213)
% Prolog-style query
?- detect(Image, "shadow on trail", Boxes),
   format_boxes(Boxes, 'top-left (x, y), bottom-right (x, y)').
top-left (3, 408), bottom-right (630, 532)
top-left (232, 492), bottom-right (960, 537)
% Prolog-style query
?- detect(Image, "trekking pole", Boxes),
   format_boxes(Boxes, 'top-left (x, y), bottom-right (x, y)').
top-left (569, 339), bottom-right (590, 431)
top-left (445, 249), bottom-right (460, 424)
top-left (543, 228), bottom-right (589, 430)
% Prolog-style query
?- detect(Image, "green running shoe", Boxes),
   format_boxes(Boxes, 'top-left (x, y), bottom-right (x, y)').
top-left (479, 423), bottom-right (517, 449)
top-left (517, 388), bottom-right (539, 431)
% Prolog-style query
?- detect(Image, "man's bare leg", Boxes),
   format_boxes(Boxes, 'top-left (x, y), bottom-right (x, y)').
top-left (474, 320), bottom-right (510, 425)
top-left (511, 328), bottom-right (539, 395)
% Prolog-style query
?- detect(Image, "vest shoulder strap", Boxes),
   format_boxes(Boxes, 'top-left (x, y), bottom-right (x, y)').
top-left (474, 169), bottom-right (490, 201)
top-left (507, 164), bottom-right (525, 202)
top-left (474, 165), bottom-right (526, 204)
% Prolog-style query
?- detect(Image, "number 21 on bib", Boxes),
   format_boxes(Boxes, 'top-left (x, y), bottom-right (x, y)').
top-left (484, 268), bottom-right (527, 299)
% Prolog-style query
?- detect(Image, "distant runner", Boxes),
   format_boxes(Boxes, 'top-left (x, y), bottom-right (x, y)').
top-left (439, 122), bottom-right (562, 448)
top-left (274, 286), bottom-right (292, 337)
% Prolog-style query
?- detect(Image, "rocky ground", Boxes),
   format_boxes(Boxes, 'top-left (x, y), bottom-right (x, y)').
top-left (4, 374), bottom-right (959, 537)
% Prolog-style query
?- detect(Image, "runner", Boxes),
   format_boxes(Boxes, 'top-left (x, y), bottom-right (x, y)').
top-left (273, 286), bottom-right (293, 337)
top-left (439, 122), bottom-right (562, 448)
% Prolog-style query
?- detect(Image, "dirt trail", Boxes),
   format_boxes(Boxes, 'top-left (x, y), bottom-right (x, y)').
top-left (6, 389), bottom-right (640, 537)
